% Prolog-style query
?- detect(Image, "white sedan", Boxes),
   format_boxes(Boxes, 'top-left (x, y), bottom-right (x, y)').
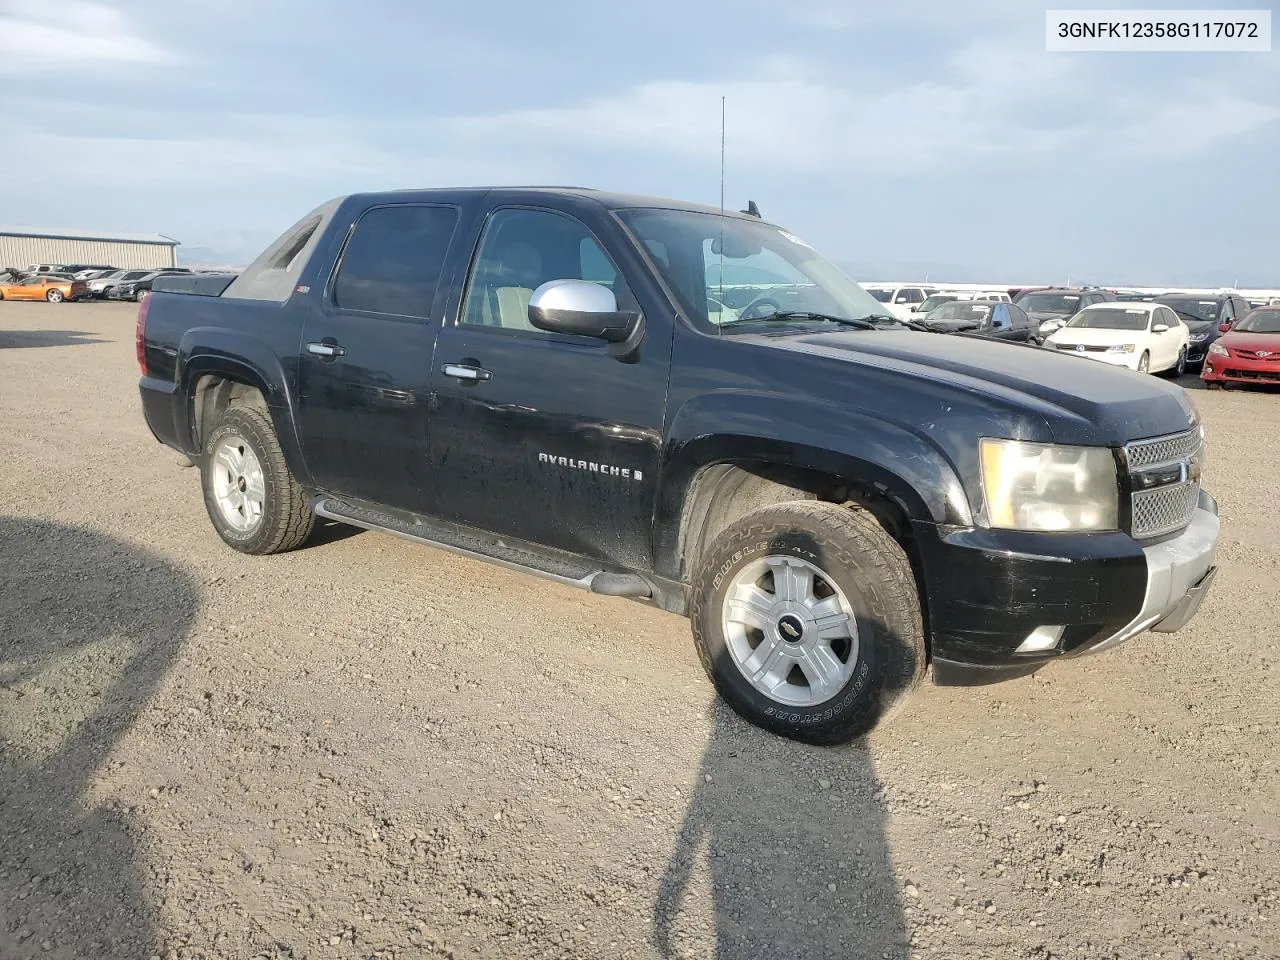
top-left (1045, 303), bottom-right (1190, 375)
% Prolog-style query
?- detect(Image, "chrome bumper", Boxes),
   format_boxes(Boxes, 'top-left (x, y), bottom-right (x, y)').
top-left (1086, 492), bottom-right (1220, 655)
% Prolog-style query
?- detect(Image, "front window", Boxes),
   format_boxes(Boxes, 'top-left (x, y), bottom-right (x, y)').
top-left (1235, 310), bottom-right (1280, 333)
top-left (1017, 293), bottom-right (1082, 315)
top-left (1065, 307), bottom-right (1152, 331)
top-left (618, 208), bottom-right (890, 330)
top-left (929, 302), bottom-right (991, 323)
top-left (1158, 299), bottom-right (1222, 323)
top-left (919, 294), bottom-right (957, 312)
top-left (462, 207), bottom-right (630, 331)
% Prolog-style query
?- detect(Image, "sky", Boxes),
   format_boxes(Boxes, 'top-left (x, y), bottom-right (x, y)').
top-left (1, 0), bottom-right (1277, 285)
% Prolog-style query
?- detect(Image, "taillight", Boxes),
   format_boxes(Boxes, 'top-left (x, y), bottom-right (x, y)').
top-left (136, 293), bottom-right (151, 375)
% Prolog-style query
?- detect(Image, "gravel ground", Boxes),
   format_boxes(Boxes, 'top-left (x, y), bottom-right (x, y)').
top-left (1, 301), bottom-right (1276, 960)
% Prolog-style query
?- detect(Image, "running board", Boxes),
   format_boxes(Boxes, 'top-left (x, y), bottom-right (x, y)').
top-left (313, 498), bottom-right (653, 599)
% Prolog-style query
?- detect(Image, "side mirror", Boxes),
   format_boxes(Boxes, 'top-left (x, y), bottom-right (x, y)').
top-left (1218, 322), bottom-right (1232, 333)
top-left (528, 280), bottom-right (638, 343)
top-left (1152, 323), bottom-right (1170, 333)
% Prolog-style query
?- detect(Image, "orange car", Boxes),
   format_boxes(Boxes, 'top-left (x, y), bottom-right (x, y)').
top-left (0, 275), bottom-right (89, 303)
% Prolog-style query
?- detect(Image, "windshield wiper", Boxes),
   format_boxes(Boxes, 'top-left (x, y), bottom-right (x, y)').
top-left (721, 310), bottom-right (880, 330)
top-left (891, 317), bottom-right (934, 332)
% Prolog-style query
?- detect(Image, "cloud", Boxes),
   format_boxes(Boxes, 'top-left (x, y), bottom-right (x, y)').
top-left (426, 44), bottom-right (1276, 179)
top-left (0, 0), bottom-right (175, 73)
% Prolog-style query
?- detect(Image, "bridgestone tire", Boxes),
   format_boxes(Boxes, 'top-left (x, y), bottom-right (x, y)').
top-left (200, 406), bottom-right (315, 555)
top-left (689, 501), bottom-right (926, 745)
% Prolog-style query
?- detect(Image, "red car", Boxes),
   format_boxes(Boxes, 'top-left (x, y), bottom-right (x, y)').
top-left (1202, 306), bottom-right (1280, 388)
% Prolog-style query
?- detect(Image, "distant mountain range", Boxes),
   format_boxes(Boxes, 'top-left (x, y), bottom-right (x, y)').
top-left (836, 260), bottom-right (1279, 291)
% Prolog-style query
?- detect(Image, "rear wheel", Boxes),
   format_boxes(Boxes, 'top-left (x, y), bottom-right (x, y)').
top-left (45, 289), bottom-right (64, 303)
top-left (689, 501), bottom-right (925, 745)
top-left (200, 406), bottom-right (315, 555)
top-left (1137, 351), bottom-right (1150, 374)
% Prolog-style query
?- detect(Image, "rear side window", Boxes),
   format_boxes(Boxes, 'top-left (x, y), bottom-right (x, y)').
top-left (333, 205), bottom-right (459, 318)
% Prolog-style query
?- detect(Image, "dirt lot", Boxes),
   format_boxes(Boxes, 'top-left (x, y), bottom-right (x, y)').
top-left (1, 300), bottom-right (1276, 960)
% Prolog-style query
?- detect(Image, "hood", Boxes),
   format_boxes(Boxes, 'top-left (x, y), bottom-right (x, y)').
top-left (923, 318), bottom-right (983, 333)
top-left (1220, 331), bottom-right (1280, 355)
top-left (747, 329), bottom-right (1196, 445)
top-left (1046, 327), bottom-right (1143, 348)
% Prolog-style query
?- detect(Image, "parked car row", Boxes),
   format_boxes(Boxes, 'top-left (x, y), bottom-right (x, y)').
top-left (0, 263), bottom-right (216, 302)
top-left (897, 281), bottom-right (1279, 387)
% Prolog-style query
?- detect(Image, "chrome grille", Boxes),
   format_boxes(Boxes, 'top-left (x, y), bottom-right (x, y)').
top-left (1125, 427), bottom-right (1203, 538)
top-left (1125, 428), bottom-right (1202, 469)
top-left (1131, 482), bottom-right (1200, 539)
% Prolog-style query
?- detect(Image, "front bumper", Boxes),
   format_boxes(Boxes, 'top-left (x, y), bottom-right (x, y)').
top-left (1047, 344), bottom-right (1141, 369)
top-left (920, 492), bottom-right (1220, 685)
top-left (1202, 354), bottom-right (1280, 384)
top-left (1086, 351), bottom-right (1140, 370)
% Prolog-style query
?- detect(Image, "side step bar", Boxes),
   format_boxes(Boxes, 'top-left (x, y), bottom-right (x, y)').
top-left (313, 498), bottom-right (653, 599)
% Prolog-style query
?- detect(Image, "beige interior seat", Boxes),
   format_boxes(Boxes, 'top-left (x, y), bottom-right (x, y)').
top-left (481, 241), bottom-right (543, 330)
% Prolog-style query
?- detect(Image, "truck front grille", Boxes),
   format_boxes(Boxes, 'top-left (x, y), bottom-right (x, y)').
top-left (1124, 428), bottom-right (1203, 539)
top-left (1131, 482), bottom-right (1200, 539)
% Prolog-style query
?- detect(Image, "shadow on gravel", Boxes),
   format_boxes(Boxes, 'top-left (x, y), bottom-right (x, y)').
top-left (0, 518), bottom-right (198, 960)
top-left (654, 597), bottom-right (911, 960)
top-left (308, 517), bottom-right (367, 548)
top-left (0, 330), bottom-right (106, 349)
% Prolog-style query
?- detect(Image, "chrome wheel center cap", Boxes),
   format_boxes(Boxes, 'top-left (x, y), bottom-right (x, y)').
top-left (777, 613), bottom-right (805, 644)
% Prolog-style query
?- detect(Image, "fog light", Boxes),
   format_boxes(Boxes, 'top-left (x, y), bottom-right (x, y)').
top-left (1016, 625), bottom-right (1065, 653)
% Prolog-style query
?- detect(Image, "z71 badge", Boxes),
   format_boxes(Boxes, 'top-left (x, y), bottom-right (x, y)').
top-left (538, 453), bottom-right (643, 482)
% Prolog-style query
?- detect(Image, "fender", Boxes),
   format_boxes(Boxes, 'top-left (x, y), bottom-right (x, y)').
top-left (178, 328), bottom-right (311, 485)
top-left (652, 391), bottom-right (972, 580)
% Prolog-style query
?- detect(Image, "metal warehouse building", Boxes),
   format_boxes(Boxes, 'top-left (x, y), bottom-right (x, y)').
top-left (0, 226), bottom-right (179, 271)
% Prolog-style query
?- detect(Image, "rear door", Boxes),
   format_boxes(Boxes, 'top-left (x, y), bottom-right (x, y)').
top-left (1006, 303), bottom-right (1033, 341)
top-left (295, 203), bottom-right (461, 514)
top-left (427, 202), bottom-right (672, 571)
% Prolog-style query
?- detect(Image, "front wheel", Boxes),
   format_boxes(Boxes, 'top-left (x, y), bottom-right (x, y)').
top-left (200, 406), bottom-right (315, 554)
top-left (1169, 347), bottom-right (1187, 377)
top-left (45, 289), bottom-right (64, 303)
top-left (689, 501), bottom-right (925, 745)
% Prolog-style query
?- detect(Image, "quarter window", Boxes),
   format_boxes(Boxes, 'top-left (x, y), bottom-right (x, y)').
top-left (462, 208), bottom-right (630, 332)
top-left (333, 205), bottom-right (459, 318)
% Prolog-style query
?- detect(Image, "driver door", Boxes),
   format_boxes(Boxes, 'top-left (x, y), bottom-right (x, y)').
top-left (427, 204), bottom-right (673, 570)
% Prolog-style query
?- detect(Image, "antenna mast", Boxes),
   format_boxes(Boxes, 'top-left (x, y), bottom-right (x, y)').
top-left (718, 95), bottom-right (726, 331)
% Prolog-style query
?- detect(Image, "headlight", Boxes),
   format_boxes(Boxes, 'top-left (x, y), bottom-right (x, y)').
top-left (1105, 344), bottom-right (1135, 353)
top-left (1190, 333), bottom-right (1209, 342)
top-left (979, 439), bottom-right (1118, 532)
top-left (1208, 343), bottom-right (1228, 356)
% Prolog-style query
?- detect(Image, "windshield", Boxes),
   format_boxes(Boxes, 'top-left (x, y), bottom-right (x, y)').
top-left (1065, 307), bottom-right (1151, 331)
top-left (919, 294), bottom-right (957, 312)
top-left (1158, 298), bottom-right (1221, 322)
top-left (1017, 293), bottom-right (1082, 314)
top-left (864, 288), bottom-right (893, 303)
top-left (619, 208), bottom-right (892, 329)
top-left (1236, 310), bottom-right (1280, 333)
top-left (929, 302), bottom-right (990, 322)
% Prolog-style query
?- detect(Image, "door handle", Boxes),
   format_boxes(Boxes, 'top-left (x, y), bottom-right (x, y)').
top-left (442, 363), bottom-right (492, 381)
top-left (307, 341), bottom-right (346, 358)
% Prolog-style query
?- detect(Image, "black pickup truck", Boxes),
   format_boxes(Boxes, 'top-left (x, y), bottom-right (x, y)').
top-left (138, 187), bottom-right (1220, 744)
